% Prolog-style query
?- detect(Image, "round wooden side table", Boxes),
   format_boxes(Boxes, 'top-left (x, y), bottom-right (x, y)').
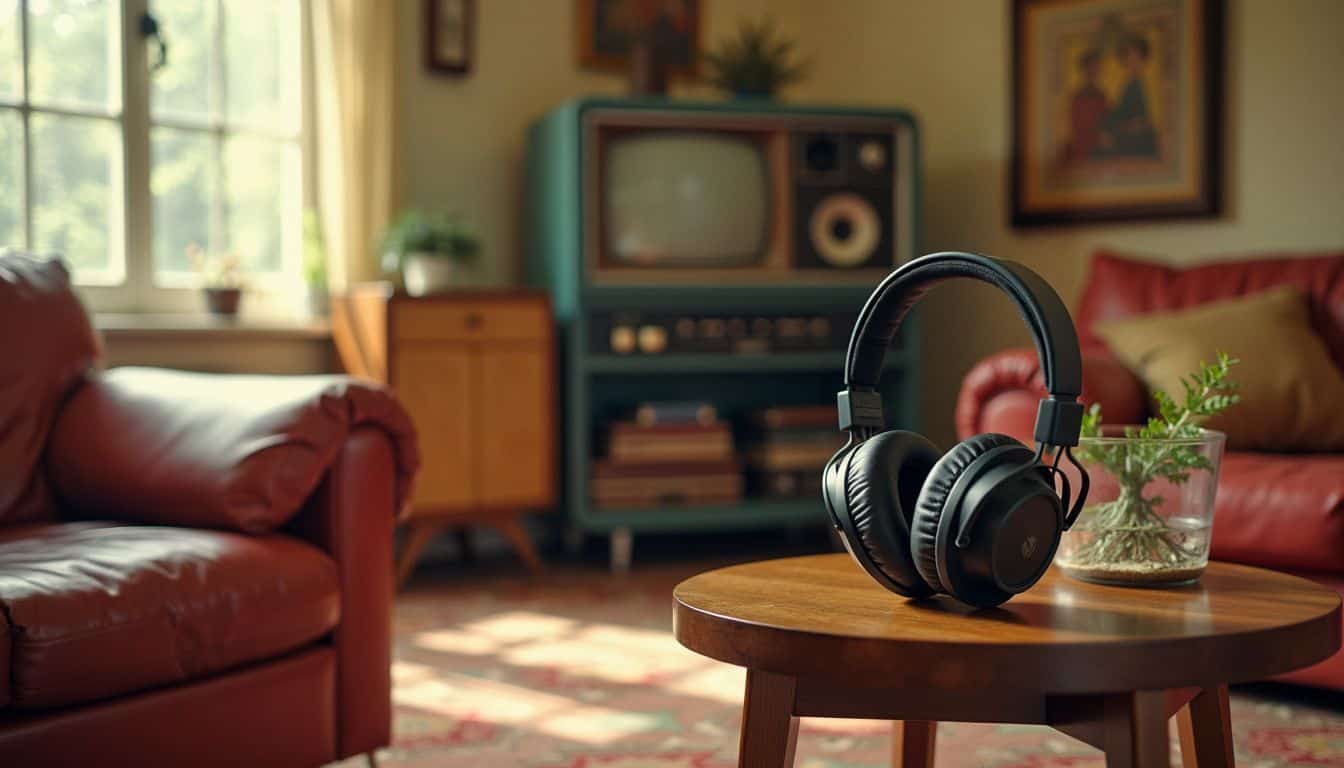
top-left (673, 554), bottom-right (1341, 768)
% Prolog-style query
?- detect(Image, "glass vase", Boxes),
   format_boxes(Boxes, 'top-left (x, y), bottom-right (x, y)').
top-left (1055, 427), bottom-right (1226, 587)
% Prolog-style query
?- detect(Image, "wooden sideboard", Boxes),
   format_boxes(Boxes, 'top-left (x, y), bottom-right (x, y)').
top-left (332, 285), bottom-right (556, 586)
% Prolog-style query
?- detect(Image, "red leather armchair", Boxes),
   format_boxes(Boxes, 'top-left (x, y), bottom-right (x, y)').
top-left (958, 250), bottom-right (1344, 690)
top-left (0, 254), bottom-right (419, 766)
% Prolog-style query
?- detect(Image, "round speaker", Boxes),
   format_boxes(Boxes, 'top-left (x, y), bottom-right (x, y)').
top-left (808, 193), bottom-right (880, 268)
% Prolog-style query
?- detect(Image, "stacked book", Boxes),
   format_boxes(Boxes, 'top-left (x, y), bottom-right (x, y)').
top-left (744, 405), bottom-right (845, 499)
top-left (592, 402), bottom-right (742, 509)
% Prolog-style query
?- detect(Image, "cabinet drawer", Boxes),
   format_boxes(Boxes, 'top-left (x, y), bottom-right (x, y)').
top-left (394, 300), bottom-right (549, 342)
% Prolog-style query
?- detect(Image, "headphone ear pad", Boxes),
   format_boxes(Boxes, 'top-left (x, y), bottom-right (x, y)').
top-left (910, 433), bottom-right (1026, 594)
top-left (843, 430), bottom-right (942, 597)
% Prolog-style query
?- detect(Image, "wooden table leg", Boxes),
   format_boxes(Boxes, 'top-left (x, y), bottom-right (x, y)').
top-left (492, 517), bottom-right (543, 575)
top-left (1177, 685), bottom-right (1234, 767)
top-left (1101, 690), bottom-right (1170, 768)
top-left (738, 669), bottom-right (798, 768)
top-left (892, 720), bottom-right (936, 768)
top-left (395, 518), bottom-right (451, 589)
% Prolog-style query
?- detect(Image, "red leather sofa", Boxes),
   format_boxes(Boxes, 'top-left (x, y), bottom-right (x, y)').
top-left (0, 254), bottom-right (419, 766)
top-left (957, 250), bottom-right (1344, 690)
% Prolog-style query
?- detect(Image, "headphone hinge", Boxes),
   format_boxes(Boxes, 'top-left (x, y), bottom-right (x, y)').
top-left (837, 389), bottom-right (885, 432)
top-left (1034, 397), bottom-right (1084, 447)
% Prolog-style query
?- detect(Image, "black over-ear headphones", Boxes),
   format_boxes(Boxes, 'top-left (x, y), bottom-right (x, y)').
top-left (822, 252), bottom-right (1090, 608)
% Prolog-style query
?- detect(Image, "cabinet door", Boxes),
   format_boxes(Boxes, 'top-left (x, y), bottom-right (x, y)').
top-left (394, 345), bottom-right (476, 510)
top-left (475, 342), bottom-right (554, 508)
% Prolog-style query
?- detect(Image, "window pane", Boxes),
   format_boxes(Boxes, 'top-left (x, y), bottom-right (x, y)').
top-left (31, 113), bottom-right (123, 279)
top-left (0, 108), bottom-right (22, 249)
top-left (150, 0), bottom-right (215, 123)
top-left (224, 0), bottom-right (300, 132)
top-left (27, 0), bottom-right (121, 112)
top-left (224, 136), bottom-right (298, 274)
top-left (0, 0), bottom-right (20, 101)
top-left (152, 127), bottom-right (215, 273)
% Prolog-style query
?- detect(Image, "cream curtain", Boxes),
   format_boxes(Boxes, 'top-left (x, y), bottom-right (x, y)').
top-left (311, 0), bottom-right (399, 290)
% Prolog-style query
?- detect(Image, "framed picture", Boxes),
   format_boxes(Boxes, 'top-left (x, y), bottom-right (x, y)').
top-left (426, 0), bottom-right (472, 74)
top-left (576, 0), bottom-right (700, 76)
top-left (1011, 0), bottom-right (1223, 227)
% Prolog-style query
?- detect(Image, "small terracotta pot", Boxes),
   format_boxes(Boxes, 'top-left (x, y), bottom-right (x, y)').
top-left (204, 287), bottom-right (243, 317)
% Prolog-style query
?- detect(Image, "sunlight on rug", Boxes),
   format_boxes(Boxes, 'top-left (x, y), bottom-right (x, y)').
top-left (330, 562), bottom-right (1344, 768)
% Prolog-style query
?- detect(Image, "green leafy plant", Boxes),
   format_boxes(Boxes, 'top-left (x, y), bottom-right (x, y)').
top-left (703, 19), bottom-right (807, 98)
top-left (302, 209), bottom-right (327, 291)
top-left (1068, 352), bottom-right (1240, 569)
top-left (379, 210), bottom-right (480, 274)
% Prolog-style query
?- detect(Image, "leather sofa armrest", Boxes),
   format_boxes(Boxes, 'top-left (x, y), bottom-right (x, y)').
top-left (956, 347), bottom-right (1149, 443)
top-left (45, 367), bottom-right (419, 533)
top-left (287, 427), bottom-right (395, 759)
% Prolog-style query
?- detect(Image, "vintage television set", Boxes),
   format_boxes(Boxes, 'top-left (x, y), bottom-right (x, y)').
top-left (525, 97), bottom-right (921, 568)
top-left (529, 98), bottom-right (918, 287)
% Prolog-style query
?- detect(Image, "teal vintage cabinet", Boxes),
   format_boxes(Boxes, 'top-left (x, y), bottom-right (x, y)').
top-left (525, 96), bottom-right (921, 570)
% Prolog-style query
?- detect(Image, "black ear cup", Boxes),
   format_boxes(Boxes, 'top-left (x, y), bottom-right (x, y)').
top-left (910, 433), bottom-right (1025, 595)
top-left (841, 430), bottom-right (942, 597)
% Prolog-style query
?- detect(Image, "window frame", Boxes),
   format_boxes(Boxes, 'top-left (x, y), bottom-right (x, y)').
top-left (2, 0), bottom-right (314, 317)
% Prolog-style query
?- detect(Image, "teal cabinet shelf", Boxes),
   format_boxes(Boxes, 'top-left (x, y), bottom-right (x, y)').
top-left (585, 351), bottom-right (908, 375)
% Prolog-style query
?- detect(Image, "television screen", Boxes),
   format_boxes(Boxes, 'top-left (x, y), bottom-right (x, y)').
top-left (605, 133), bottom-right (767, 266)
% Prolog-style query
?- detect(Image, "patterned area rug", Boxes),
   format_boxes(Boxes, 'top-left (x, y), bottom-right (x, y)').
top-left (335, 557), bottom-right (1344, 768)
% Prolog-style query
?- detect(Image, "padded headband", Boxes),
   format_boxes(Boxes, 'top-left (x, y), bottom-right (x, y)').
top-left (840, 252), bottom-right (1085, 446)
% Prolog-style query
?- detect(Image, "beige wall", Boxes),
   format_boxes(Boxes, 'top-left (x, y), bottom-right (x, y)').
top-left (798, 0), bottom-right (1344, 444)
top-left (396, 0), bottom-right (1343, 445)
top-left (395, 0), bottom-right (802, 285)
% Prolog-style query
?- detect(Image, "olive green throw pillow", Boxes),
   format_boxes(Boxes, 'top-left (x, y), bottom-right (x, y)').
top-left (1095, 286), bottom-right (1344, 452)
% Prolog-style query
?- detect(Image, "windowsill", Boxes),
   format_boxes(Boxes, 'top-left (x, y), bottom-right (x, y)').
top-left (95, 313), bottom-right (332, 341)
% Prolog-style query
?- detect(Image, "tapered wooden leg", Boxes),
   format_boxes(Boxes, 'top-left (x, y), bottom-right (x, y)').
top-left (892, 720), bottom-right (936, 768)
top-left (493, 517), bottom-right (543, 575)
top-left (395, 518), bottom-right (451, 589)
top-left (1177, 685), bottom-right (1234, 767)
top-left (738, 669), bottom-right (798, 768)
top-left (1102, 690), bottom-right (1170, 768)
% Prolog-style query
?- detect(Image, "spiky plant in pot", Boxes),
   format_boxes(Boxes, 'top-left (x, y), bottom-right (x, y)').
top-left (703, 19), bottom-right (807, 99)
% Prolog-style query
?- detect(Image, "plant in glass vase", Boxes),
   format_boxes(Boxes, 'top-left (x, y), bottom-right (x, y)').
top-left (1055, 352), bottom-right (1240, 586)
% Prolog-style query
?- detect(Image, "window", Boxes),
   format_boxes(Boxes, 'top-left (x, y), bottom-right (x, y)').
top-left (0, 0), bottom-right (306, 313)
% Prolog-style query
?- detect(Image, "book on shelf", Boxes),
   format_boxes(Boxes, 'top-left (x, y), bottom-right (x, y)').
top-left (606, 420), bottom-right (733, 464)
top-left (747, 426), bottom-right (843, 445)
top-left (749, 404), bottom-right (836, 431)
top-left (593, 458), bottom-right (740, 478)
top-left (744, 441), bottom-right (843, 471)
top-left (634, 401), bottom-right (718, 427)
top-left (747, 468), bottom-right (825, 499)
top-left (591, 459), bottom-right (743, 508)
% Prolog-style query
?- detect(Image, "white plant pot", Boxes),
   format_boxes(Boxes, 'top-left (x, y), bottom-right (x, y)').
top-left (402, 253), bottom-right (456, 296)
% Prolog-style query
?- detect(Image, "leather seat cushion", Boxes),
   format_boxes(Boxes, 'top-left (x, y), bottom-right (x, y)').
top-left (0, 522), bottom-right (340, 711)
top-left (1210, 452), bottom-right (1344, 573)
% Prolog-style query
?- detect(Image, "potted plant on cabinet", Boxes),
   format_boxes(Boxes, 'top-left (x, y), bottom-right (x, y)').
top-left (380, 210), bottom-right (479, 296)
top-left (187, 243), bottom-right (246, 318)
top-left (704, 19), bottom-right (808, 99)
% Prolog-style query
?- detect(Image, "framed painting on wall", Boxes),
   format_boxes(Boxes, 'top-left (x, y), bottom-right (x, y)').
top-left (576, 0), bottom-right (700, 76)
top-left (426, 0), bottom-right (472, 74)
top-left (1011, 0), bottom-right (1223, 227)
